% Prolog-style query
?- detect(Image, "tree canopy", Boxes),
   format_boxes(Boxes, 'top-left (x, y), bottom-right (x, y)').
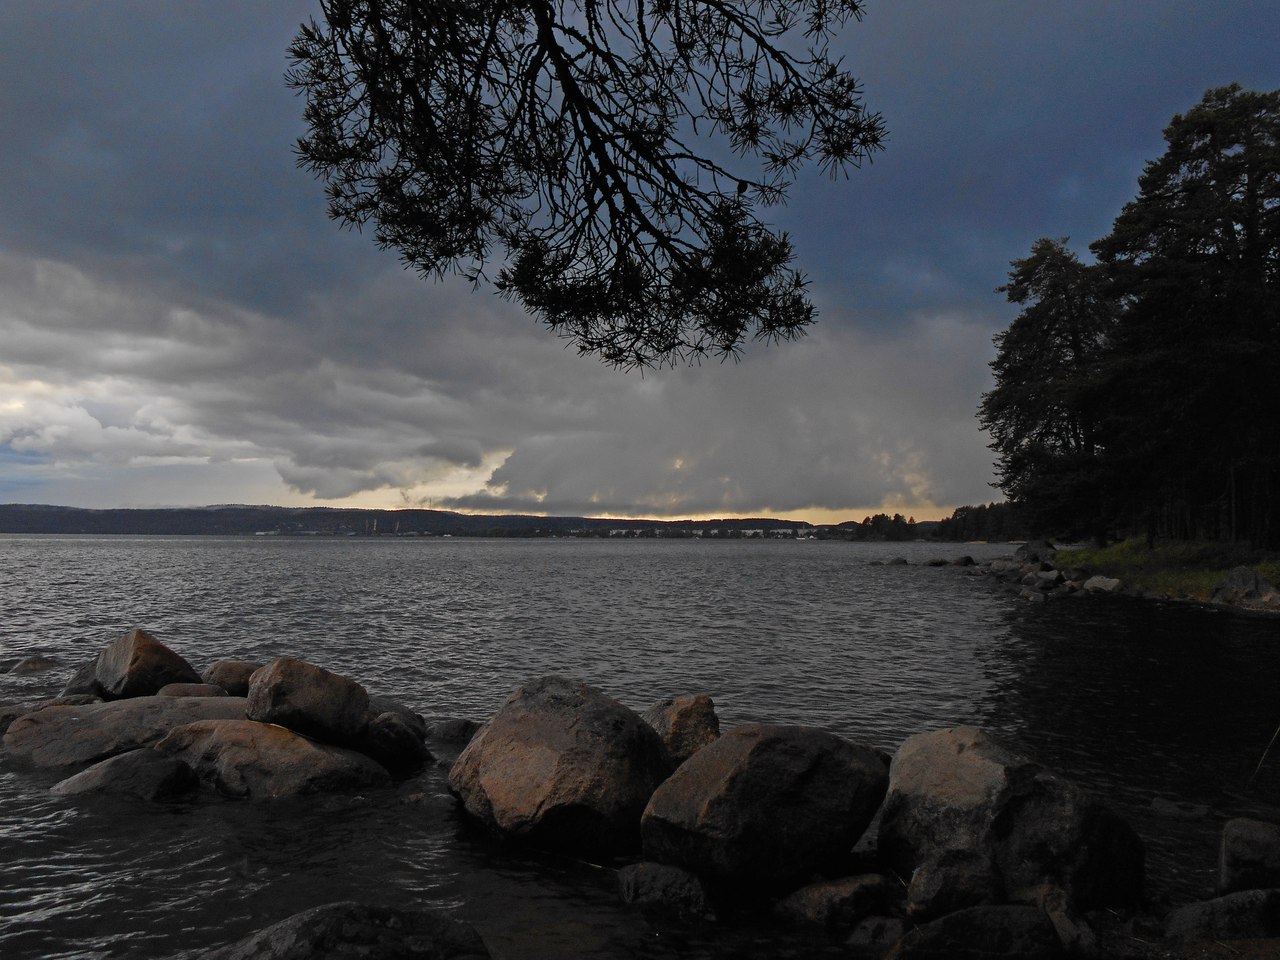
top-left (288, 0), bottom-right (884, 367)
top-left (981, 85), bottom-right (1280, 547)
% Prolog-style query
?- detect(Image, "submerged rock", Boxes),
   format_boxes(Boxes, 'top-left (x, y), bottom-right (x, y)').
top-left (641, 723), bottom-right (888, 891)
top-left (9, 654), bottom-right (60, 674)
top-left (95, 629), bottom-right (202, 699)
top-left (617, 861), bottom-right (715, 920)
top-left (885, 904), bottom-right (1065, 959)
top-left (426, 717), bottom-right (483, 744)
top-left (3, 696), bottom-right (248, 768)
top-left (878, 726), bottom-right (1143, 910)
top-left (640, 694), bottom-right (720, 764)
top-left (155, 718), bottom-right (390, 799)
top-left (169, 901), bottom-right (491, 959)
top-left (50, 748), bottom-right (198, 801)
top-left (448, 676), bottom-right (670, 858)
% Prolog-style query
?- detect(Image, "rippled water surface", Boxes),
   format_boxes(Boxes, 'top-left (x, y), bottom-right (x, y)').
top-left (2, 536), bottom-right (1280, 959)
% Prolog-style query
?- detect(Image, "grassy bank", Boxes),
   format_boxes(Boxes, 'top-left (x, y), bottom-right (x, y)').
top-left (1063, 539), bottom-right (1280, 601)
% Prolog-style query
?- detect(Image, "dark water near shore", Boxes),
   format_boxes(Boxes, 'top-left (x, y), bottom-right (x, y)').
top-left (2, 535), bottom-right (1280, 959)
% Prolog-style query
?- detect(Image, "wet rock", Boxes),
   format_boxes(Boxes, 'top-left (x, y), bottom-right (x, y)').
top-left (1220, 818), bottom-right (1280, 894)
top-left (1013, 540), bottom-right (1057, 564)
top-left (246, 657), bottom-right (370, 744)
top-left (9, 654), bottom-right (59, 674)
top-left (95, 629), bottom-right (202, 699)
top-left (1, 700), bottom-right (32, 735)
top-left (200, 660), bottom-right (262, 697)
top-left (170, 900), bottom-right (491, 959)
top-left (1082, 575), bottom-right (1122, 593)
top-left (953, 556), bottom-right (976, 567)
top-left (1019, 587), bottom-right (1048, 603)
top-left (907, 850), bottom-right (1003, 921)
top-left (885, 904), bottom-right (1065, 959)
top-left (641, 694), bottom-right (720, 764)
top-left (354, 711), bottom-right (434, 777)
top-left (61, 658), bottom-right (103, 697)
top-left (50, 748), bottom-right (198, 801)
top-left (846, 915), bottom-right (907, 958)
top-left (775, 874), bottom-right (891, 932)
top-left (886, 557), bottom-right (910, 566)
top-left (158, 683), bottom-right (229, 697)
top-left (878, 726), bottom-right (1143, 910)
top-left (641, 723), bottom-right (888, 892)
top-left (924, 558), bottom-right (949, 567)
top-left (3, 696), bottom-right (248, 768)
top-left (1165, 888), bottom-right (1280, 940)
top-left (426, 717), bottom-right (483, 743)
top-left (155, 718), bottom-right (390, 799)
top-left (617, 861), bottom-right (714, 920)
top-left (448, 676), bottom-right (670, 857)
top-left (367, 693), bottom-right (428, 740)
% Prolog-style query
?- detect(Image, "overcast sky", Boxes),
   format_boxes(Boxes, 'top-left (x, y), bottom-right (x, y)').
top-left (1, 2), bottom-right (1276, 522)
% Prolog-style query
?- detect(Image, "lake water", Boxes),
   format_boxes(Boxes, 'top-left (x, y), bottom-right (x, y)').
top-left (2, 535), bottom-right (1279, 959)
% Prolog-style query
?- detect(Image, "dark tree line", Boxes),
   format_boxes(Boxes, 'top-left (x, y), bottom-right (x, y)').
top-left (289, 0), bottom-right (884, 367)
top-left (981, 85), bottom-right (1280, 547)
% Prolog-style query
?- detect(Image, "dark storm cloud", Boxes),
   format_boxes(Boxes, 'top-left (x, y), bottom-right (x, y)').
top-left (0, 2), bottom-right (1275, 515)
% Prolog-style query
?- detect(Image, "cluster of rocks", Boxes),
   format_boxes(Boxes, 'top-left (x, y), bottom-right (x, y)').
top-left (1, 628), bottom-right (433, 800)
top-left (9, 630), bottom-right (1280, 958)
top-left (974, 540), bottom-right (1280, 612)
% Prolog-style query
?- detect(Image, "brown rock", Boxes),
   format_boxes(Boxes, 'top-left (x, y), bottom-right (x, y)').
top-left (354, 711), bottom-right (434, 777)
top-left (200, 660), bottom-right (262, 697)
top-left (246, 657), bottom-right (370, 744)
top-left (641, 723), bottom-right (888, 891)
top-left (50, 748), bottom-right (198, 801)
top-left (617, 862), bottom-right (715, 920)
top-left (155, 719), bottom-right (390, 799)
top-left (447, 676), bottom-right (670, 857)
top-left (95, 629), bottom-right (202, 699)
top-left (885, 904), bottom-right (1065, 959)
top-left (9, 654), bottom-right (59, 674)
top-left (3, 696), bottom-right (248, 768)
top-left (641, 694), bottom-right (720, 764)
top-left (158, 683), bottom-right (230, 698)
top-left (61, 658), bottom-right (103, 697)
top-left (775, 874), bottom-right (891, 932)
top-left (907, 850), bottom-right (1003, 921)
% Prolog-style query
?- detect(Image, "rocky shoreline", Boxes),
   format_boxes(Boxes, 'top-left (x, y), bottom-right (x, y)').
top-left (896, 539), bottom-right (1280, 616)
top-left (4, 629), bottom-right (1280, 958)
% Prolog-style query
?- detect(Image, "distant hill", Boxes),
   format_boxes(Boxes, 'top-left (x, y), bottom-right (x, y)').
top-left (0, 504), bottom-right (822, 538)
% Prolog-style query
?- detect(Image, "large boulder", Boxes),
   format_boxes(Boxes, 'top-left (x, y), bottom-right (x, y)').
top-left (169, 901), bottom-right (490, 959)
top-left (246, 657), bottom-right (370, 744)
top-left (1220, 818), bottom-right (1280, 894)
top-left (641, 694), bottom-right (720, 765)
top-left (3, 696), bottom-right (248, 768)
top-left (200, 660), bottom-right (262, 697)
top-left (447, 676), bottom-right (671, 857)
top-left (878, 727), bottom-right (1143, 910)
top-left (641, 723), bottom-right (888, 891)
top-left (154, 719), bottom-right (390, 799)
top-left (95, 629), bottom-right (202, 699)
top-left (50, 748), bottom-right (199, 801)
